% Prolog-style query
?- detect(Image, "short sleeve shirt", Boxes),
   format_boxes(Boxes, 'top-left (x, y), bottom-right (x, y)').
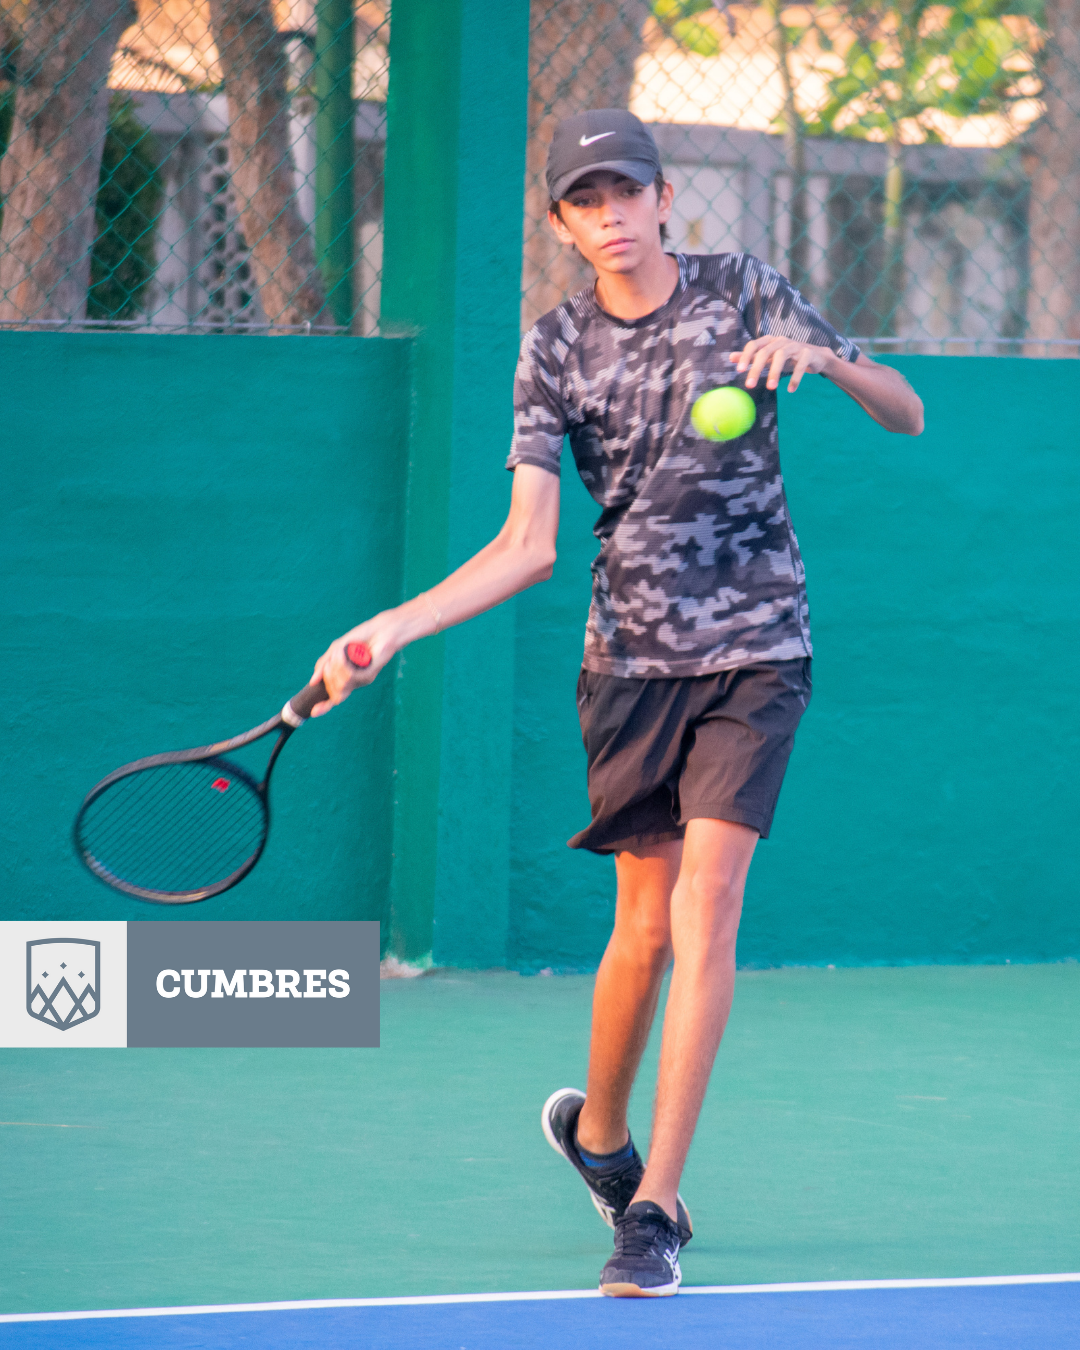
top-left (506, 252), bottom-right (860, 678)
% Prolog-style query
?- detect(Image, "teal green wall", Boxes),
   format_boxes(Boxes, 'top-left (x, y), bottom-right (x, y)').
top-left (3, 3), bottom-right (1074, 970)
top-left (2, 332), bottom-right (410, 925)
top-left (509, 356), bottom-right (1080, 970)
top-left (380, 0), bottom-right (531, 967)
top-left (3, 342), bottom-right (1077, 966)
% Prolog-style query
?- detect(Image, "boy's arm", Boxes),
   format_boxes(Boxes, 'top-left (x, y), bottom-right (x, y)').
top-left (731, 337), bottom-right (924, 435)
top-left (309, 463), bottom-right (560, 714)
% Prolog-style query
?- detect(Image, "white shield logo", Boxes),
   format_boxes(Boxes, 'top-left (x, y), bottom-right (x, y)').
top-left (26, 939), bottom-right (101, 1030)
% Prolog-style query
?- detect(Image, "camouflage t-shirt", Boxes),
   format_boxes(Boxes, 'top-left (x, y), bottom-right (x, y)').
top-left (506, 251), bottom-right (860, 678)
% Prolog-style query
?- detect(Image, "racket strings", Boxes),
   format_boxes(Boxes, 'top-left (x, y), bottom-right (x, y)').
top-left (109, 765), bottom-right (266, 886)
top-left (82, 769), bottom-right (264, 894)
top-left (86, 759), bottom-right (240, 841)
top-left (81, 769), bottom-right (241, 882)
top-left (96, 792), bottom-right (257, 893)
top-left (76, 760), bottom-right (268, 895)
top-left (82, 774), bottom-right (259, 891)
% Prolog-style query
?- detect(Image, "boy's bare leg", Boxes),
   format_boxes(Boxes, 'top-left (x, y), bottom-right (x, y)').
top-left (631, 817), bottom-right (758, 1218)
top-left (575, 841), bottom-right (682, 1156)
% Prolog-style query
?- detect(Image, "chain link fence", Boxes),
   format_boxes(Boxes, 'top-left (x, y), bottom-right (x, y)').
top-left (0, 0), bottom-right (387, 332)
top-left (526, 0), bottom-right (1080, 354)
top-left (1, 1), bottom-right (1077, 349)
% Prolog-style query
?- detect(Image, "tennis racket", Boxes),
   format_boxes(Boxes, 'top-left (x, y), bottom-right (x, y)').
top-left (73, 642), bottom-right (371, 905)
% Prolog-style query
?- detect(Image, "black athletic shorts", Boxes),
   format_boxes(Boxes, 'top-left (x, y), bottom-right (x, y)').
top-left (568, 658), bottom-right (812, 854)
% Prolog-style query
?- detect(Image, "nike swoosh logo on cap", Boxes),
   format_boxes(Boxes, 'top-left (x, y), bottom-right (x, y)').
top-left (579, 132), bottom-right (616, 146)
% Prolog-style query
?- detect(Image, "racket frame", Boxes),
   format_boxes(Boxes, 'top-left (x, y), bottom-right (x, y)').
top-left (72, 645), bottom-right (370, 905)
top-left (73, 717), bottom-right (292, 905)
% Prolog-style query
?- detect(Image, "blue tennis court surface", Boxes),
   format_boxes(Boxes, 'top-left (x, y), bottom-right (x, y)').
top-left (3, 1278), bottom-right (1078, 1349)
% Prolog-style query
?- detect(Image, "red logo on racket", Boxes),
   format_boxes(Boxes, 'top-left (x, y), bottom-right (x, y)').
top-left (211, 778), bottom-right (230, 792)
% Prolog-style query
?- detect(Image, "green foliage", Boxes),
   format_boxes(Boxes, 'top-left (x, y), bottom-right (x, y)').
top-left (0, 84), bottom-right (14, 234)
top-left (0, 86), bottom-right (10, 143)
top-left (652, 0), bottom-right (724, 57)
top-left (88, 98), bottom-right (163, 321)
top-left (804, 0), bottom-right (1034, 145)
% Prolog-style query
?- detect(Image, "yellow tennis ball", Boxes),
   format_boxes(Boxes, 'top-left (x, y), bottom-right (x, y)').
top-left (690, 386), bottom-right (757, 442)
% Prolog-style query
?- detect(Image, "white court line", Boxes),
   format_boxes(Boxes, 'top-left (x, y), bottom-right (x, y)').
top-left (2, 1273), bottom-right (1078, 1323)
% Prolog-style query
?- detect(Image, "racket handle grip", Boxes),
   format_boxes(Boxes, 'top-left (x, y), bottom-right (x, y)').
top-left (346, 642), bottom-right (372, 668)
top-left (284, 642), bottom-right (374, 724)
top-left (287, 680), bottom-right (328, 722)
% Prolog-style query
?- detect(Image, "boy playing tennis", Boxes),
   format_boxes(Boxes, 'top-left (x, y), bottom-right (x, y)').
top-left (313, 109), bottom-right (923, 1296)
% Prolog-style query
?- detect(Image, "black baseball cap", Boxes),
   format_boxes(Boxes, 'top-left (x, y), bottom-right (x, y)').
top-left (546, 109), bottom-right (662, 204)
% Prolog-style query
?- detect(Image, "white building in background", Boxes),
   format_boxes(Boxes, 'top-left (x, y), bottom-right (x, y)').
top-left (123, 92), bottom-right (385, 333)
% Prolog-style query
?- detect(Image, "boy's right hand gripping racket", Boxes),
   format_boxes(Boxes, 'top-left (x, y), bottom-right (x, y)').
top-left (73, 643), bottom-right (371, 906)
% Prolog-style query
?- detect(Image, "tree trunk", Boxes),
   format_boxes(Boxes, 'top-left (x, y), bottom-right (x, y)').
top-left (208, 0), bottom-right (330, 329)
top-left (769, 0), bottom-right (810, 298)
top-left (878, 133), bottom-right (905, 338)
top-left (523, 0), bottom-right (651, 328)
top-left (0, 0), bottom-right (134, 326)
top-left (314, 0), bottom-right (355, 328)
top-left (1025, 0), bottom-right (1080, 349)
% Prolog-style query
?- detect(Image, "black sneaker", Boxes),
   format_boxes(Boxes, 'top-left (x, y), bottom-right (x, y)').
top-left (540, 1087), bottom-right (692, 1243)
top-left (600, 1200), bottom-right (682, 1297)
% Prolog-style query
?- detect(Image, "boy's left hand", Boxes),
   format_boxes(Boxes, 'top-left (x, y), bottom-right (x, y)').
top-left (729, 337), bottom-right (834, 392)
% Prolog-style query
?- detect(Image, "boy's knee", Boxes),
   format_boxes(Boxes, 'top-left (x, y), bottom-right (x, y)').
top-left (674, 870), bottom-right (744, 950)
top-left (614, 913), bottom-right (673, 971)
top-left (686, 867), bottom-right (744, 912)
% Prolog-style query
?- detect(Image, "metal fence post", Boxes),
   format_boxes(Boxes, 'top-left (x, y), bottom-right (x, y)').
top-left (315, 0), bottom-right (355, 327)
top-left (380, 0), bottom-right (531, 967)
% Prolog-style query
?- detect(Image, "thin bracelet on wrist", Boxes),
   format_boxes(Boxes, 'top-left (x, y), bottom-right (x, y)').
top-left (421, 592), bottom-right (442, 635)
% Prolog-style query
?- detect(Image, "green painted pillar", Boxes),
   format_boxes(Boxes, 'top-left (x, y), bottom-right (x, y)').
top-left (315, 0), bottom-right (355, 327)
top-left (380, 0), bottom-right (530, 966)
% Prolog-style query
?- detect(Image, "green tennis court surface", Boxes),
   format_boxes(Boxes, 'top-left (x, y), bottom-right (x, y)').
top-left (1, 964), bottom-right (1077, 1333)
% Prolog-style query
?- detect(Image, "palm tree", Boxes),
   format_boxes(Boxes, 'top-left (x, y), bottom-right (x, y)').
top-left (0, 0), bottom-right (134, 325)
top-left (1024, 0), bottom-right (1080, 347)
top-left (208, 0), bottom-right (329, 328)
top-left (765, 0), bottom-right (812, 295)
